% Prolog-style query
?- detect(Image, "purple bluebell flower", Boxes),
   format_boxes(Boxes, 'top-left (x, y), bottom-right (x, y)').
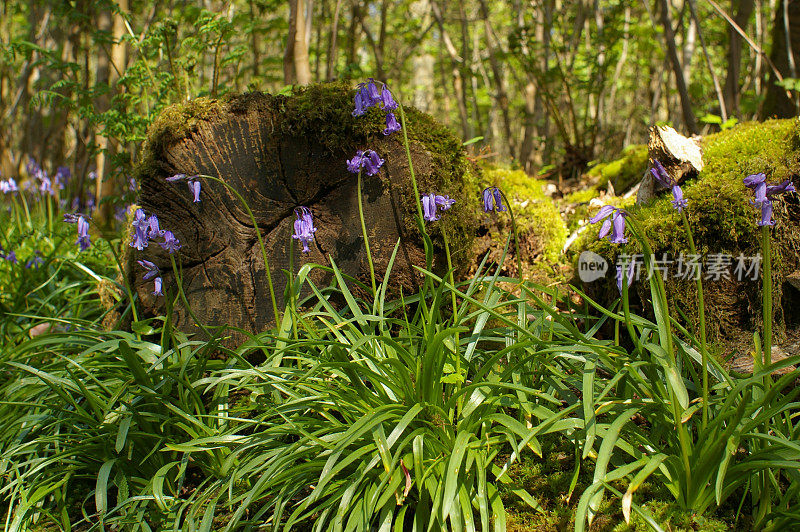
top-left (54, 167), bottom-right (70, 189)
top-left (363, 151), bottom-right (384, 176)
top-left (435, 194), bottom-right (455, 210)
top-left (39, 176), bottom-right (54, 196)
top-left (651, 161), bottom-right (689, 212)
top-left (292, 206), bottom-right (317, 253)
top-left (743, 173), bottom-right (766, 188)
top-left (4, 250), bottom-right (17, 264)
top-left (422, 193), bottom-right (439, 221)
top-left (744, 173), bottom-right (796, 226)
top-left (166, 173), bottom-right (187, 182)
top-left (346, 149), bottom-right (384, 176)
top-left (1, 178), bottom-right (18, 193)
top-left (650, 160), bottom-right (674, 188)
top-left (671, 185), bottom-right (688, 212)
top-left (128, 176), bottom-right (137, 192)
top-left (383, 112), bottom-right (401, 136)
top-left (130, 208), bottom-right (151, 250)
top-left (616, 260), bottom-right (636, 294)
top-left (188, 179), bottom-right (201, 202)
top-left (64, 213), bottom-right (92, 251)
top-left (766, 179), bottom-right (796, 197)
top-left (26, 251), bottom-right (43, 269)
top-left (159, 230), bottom-right (182, 254)
top-left (76, 216), bottom-right (91, 251)
top-left (148, 214), bottom-right (163, 238)
top-left (88, 170), bottom-right (97, 181)
top-left (137, 259), bottom-right (161, 280)
top-left (758, 200), bottom-right (775, 226)
top-left (353, 79), bottom-right (381, 116)
top-left (380, 87), bottom-right (398, 111)
top-left (589, 205), bottom-right (627, 244)
top-left (482, 187), bottom-right (506, 213)
top-left (137, 259), bottom-right (164, 296)
top-left (152, 276), bottom-right (163, 296)
top-left (347, 151), bottom-right (366, 173)
top-left (421, 193), bottom-right (456, 222)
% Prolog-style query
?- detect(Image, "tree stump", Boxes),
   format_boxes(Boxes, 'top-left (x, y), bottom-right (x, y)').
top-left (128, 84), bottom-right (479, 341)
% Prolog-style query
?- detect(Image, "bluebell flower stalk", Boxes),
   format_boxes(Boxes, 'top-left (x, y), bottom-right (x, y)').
top-left (171, 173), bottom-right (281, 325)
top-left (744, 173), bottom-right (795, 387)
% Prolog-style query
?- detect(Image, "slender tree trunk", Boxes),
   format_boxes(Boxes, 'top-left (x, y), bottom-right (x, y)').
top-left (659, 0), bottom-right (699, 133)
top-left (723, 0), bottom-right (755, 115)
top-left (477, 0), bottom-right (514, 159)
top-left (326, 0), bottom-right (343, 79)
top-left (762, 0), bottom-right (800, 118)
top-left (249, 0), bottom-right (260, 78)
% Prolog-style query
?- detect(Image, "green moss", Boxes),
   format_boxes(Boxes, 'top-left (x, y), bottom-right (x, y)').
top-left (484, 167), bottom-right (568, 266)
top-left (587, 144), bottom-right (649, 192)
top-left (575, 119), bottom-right (800, 356)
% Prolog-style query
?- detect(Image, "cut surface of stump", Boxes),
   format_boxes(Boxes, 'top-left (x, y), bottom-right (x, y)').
top-left (129, 84), bottom-right (479, 341)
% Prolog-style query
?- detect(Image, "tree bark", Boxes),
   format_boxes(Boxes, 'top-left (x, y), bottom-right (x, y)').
top-left (659, 0), bottom-right (699, 133)
top-left (723, 0), bottom-right (755, 116)
top-left (762, 0), bottom-right (800, 118)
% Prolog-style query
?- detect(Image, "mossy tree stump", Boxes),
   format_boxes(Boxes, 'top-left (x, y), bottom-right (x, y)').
top-left (579, 120), bottom-right (800, 367)
top-left (129, 84), bottom-right (479, 340)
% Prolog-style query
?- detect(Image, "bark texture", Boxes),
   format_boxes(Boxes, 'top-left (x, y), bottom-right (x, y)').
top-left (129, 84), bottom-right (479, 341)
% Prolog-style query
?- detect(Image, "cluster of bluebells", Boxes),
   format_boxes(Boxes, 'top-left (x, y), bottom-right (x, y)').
top-left (1, 243), bottom-right (16, 264)
top-left (650, 160), bottom-right (687, 212)
top-left (482, 187), bottom-right (506, 213)
top-left (352, 78), bottom-right (401, 136)
top-left (421, 193), bottom-right (455, 222)
top-left (292, 207), bottom-right (317, 253)
top-left (743, 173), bottom-right (796, 226)
top-left (166, 173), bottom-right (202, 203)
top-left (346, 150), bottom-right (384, 176)
top-left (589, 205), bottom-right (628, 244)
top-left (130, 208), bottom-right (182, 253)
top-left (26, 251), bottom-right (43, 270)
top-left (0, 175), bottom-right (18, 194)
top-left (63, 213), bottom-right (92, 251)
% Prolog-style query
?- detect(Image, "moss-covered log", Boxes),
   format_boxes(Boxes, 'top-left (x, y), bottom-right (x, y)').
top-left (127, 83), bottom-right (480, 340)
top-left (577, 119), bottom-right (800, 365)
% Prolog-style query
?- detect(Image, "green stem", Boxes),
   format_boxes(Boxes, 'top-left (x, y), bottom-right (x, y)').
top-left (106, 239), bottom-right (140, 328)
top-left (442, 229), bottom-right (461, 416)
top-left (197, 174), bottom-right (281, 328)
top-left (357, 170), bottom-right (377, 296)
top-left (761, 225), bottom-right (773, 390)
top-left (497, 189), bottom-right (523, 286)
top-left (170, 254), bottom-right (215, 340)
top-left (680, 210), bottom-right (709, 429)
top-left (397, 104), bottom-right (426, 233)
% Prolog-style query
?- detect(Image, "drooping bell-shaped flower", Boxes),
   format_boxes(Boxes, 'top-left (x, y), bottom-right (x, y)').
top-left (188, 179), bottom-right (201, 202)
top-left (744, 173), bottom-right (796, 227)
top-left (76, 216), bottom-right (91, 251)
top-left (589, 205), bottom-right (627, 244)
top-left (380, 87), bottom-right (398, 111)
top-left (482, 187), bottom-right (506, 213)
top-left (671, 185), bottom-right (688, 212)
top-left (383, 112), bottom-right (401, 136)
top-left (160, 230), bottom-right (182, 254)
top-left (292, 206), bottom-right (317, 253)
top-left (137, 259), bottom-right (161, 280)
